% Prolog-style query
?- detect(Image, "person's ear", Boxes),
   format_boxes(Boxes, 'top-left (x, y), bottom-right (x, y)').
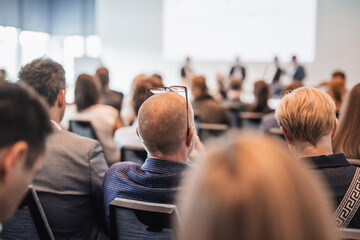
top-left (136, 127), bottom-right (140, 139)
top-left (57, 90), bottom-right (65, 108)
top-left (331, 118), bottom-right (338, 140)
top-left (0, 141), bottom-right (28, 183)
top-left (186, 127), bottom-right (194, 147)
top-left (281, 127), bottom-right (294, 146)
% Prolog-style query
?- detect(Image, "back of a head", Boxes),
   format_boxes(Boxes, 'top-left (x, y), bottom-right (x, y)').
top-left (138, 92), bottom-right (191, 155)
top-left (0, 83), bottom-right (52, 168)
top-left (75, 74), bottom-right (100, 112)
top-left (253, 80), bottom-right (269, 108)
top-left (132, 79), bottom-right (153, 116)
top-left (147, 76), bottom-right (165, 88)
top-left (151, 74), bottom-right (163, 82)
top-left (18, 58), bottom-right (65, 107)
top-left (0, 69), bottom-right (6, 81)
top-left (276, 87), bottom-right (336, 145)
top-left (96, 67), bottom-right (109, 89)
top-left (178, 131), bottom-right (336, 240)
top-left (333, 83), bottom-right (360, 158)
top-left (229, 79), bottom-right (241, 91)
top-left (179, 132), bottom-right (334, 240)
top-left (280, 82), bottom-right (304, 98)
top-left (191, 76), bottom-right (208, 97)
top-left (332, 70), bottom-right (346, 81)
top-left (327, 76), bottom-right (347, 108)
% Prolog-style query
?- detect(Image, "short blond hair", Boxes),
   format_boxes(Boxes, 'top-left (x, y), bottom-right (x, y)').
top-left (275, 87), bottom-right (336, 145)
top-left (177, 131), bottom-right (336, 240)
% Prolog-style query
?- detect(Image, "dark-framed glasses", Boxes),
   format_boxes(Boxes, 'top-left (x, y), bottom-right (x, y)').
top-left (144, 85), bottom-right (189, 136)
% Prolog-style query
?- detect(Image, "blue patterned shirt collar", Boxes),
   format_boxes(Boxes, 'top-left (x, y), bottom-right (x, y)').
top-left (141, 158), bottom-right (187, 174)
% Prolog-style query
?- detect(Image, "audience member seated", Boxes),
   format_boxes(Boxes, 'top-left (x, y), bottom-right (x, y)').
top-left (213, 73), bottom-right (227, 101)
top-left (243, 80), bottom-right (273, 114)
top-left (0, 83), bottom-right (52, 229)
top-left (19, 58), bottom-right (109, 240)
top-left (114, 77), bottom-right (158, 153)
top-left (121, 74), bottom-right (148, 126)
top-left (224, 79), bottom-right (242, 109)
top-left (0, 69), bottom-right (6, 84)
top-left (191, 75), bottom-right (231, 125)
top-left (151, 73), bottom-right (163, 83)
top-left (177, 131), bottom-right (336, 240)
top-left (260, 82), bottom-right (303, 132)
top-left (104, 92), bottom-right (195, 222)
top-left (333, 83), bottom-right (360, 159)
top-left (327, 71), bottom-right (347, 113)
top-left (276, 87), bottom-right (360, 228)
top-left (62, 74), bottom-right (121, 166)
top-left (96, 67), bottom-right (124, 112)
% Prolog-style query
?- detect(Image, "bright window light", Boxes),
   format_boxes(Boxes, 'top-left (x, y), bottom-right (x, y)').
top-left (20, 31), bottom-right (50, 65)
top-left (86, 35), bottom-right (101, 58)
top-left (63, 36), bottom-right (85, 103)
top-left (163, 0), bottom-right (317, 62)
top-left (0, 26), bottom-right (18, 81)
top-left (64, 36), bottom-right (85, 58)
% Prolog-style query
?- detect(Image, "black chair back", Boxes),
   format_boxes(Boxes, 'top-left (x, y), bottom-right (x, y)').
top-left (1, 186), bottom-right (55, 240)
top-left (109, 198), bottom-right (180, 240)
top-left (121, 146), bottom-right (147, 164)
top-left (197, 123), bottom-right (229, 142)
top-left (69, 120), bottom-right (98, 140)
top-left (238, 112), bottom-right (264, 129)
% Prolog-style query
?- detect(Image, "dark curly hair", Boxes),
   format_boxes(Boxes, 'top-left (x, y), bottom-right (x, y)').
top-left (18, 57), bottom-right (65, 107)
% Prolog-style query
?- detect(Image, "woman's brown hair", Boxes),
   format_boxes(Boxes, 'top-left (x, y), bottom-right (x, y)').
top-left (75, 74), bottom-right (100, 112)
top-left (333, 84), bottom-right (360, 159)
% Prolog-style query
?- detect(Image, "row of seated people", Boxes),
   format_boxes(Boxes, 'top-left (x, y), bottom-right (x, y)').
top-left (0, 57), bottom-right (360, 240)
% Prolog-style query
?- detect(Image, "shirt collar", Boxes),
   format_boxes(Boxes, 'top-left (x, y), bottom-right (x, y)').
top-left (141, 158), bottom-right (187, 174)
top-left (51, 120), bottom-right (62, 131)
top-left (303, 153), bottom-right (350, 169)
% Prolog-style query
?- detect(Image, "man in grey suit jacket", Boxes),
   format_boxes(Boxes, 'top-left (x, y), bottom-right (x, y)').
top-left (19, 58), bottom-right (109, 240)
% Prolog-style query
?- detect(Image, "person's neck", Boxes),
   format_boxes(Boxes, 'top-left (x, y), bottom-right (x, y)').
top-left (148, 146), bottom-right (188, 163)
top-left (49, 106), bottom-right (62, 124)
top-left (291, 135), bottom-right (334, 159)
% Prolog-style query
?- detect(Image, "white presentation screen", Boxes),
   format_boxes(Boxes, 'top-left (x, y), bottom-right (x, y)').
top-left (162, 0), bottom-right (317, 62)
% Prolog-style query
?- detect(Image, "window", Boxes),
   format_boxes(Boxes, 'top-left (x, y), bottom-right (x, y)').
top-left (0, 26), bottom-right (18, 81)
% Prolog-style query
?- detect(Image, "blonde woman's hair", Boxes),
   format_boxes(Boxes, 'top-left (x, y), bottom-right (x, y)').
top-left (177, 131), bottom-right (337, 240)
top-left (333, 83), bottom-right (360, 159)
top-left (275, 87), bottom-right (336, 145)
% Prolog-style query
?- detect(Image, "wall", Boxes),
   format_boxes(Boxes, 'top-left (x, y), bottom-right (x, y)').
top-left (97, 0), bottom-right (360, 94)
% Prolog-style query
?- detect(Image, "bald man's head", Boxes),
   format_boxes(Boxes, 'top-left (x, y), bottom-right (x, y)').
top-left (138, 92), bottom-right (193, 155)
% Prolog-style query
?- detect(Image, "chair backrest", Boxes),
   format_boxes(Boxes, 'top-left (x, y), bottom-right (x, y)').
top-left (121, 145), bottom-right (147, 164)
top-left (267, 127), bottom-right (285, 140)
top-left (348, 159), bottom-right (360, 167)
top-left (69, 120), bottom-right (98, 140)
top-left (1, 186), bottom-right (55, 240)
top-left (339, 228), bottom-right (360, 239)
top-left (109, 198), bottom-right (180, 240)
top-left (197, 123), bottom-right (229, 141)
top-left (238, 112), bottom-right (264, 129)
